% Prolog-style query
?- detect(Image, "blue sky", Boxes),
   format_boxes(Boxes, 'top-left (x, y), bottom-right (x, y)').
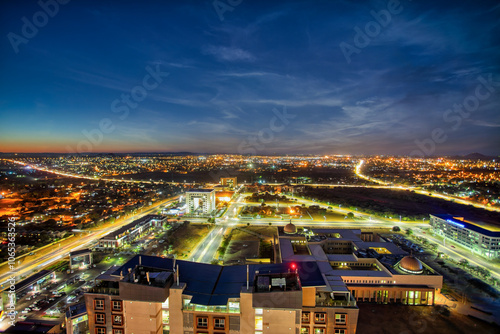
top-left (1, 0), bottom-right (499, 155)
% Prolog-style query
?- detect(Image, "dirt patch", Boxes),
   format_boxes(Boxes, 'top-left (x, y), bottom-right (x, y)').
top-left (223, 240), bottom-right (260, 265)
top-left (356, 303), bottom-right (499, 334)
top-left (168, 223), bottom-right (211, 258)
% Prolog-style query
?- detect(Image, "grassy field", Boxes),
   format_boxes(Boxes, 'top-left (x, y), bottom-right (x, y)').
top-left (168, 223), bottom-right (212, 259)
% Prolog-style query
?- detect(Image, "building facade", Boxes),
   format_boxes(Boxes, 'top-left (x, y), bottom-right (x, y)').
top-left (98, 215), bottom-right (165, 249)
top-left (84, 256), bottom-right (359, 334)
top-left (186, 189), bottom-right (216, 215)
top-left (220, 177), bottom-right (237, 189)
top-left (430, 214), bottom-right (500, 258)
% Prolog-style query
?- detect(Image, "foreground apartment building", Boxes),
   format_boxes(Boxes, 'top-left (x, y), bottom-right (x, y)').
top-left (82, 226), bottom-right (441, 334)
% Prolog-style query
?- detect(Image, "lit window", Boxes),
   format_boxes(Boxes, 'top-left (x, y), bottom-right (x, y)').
top-left (302, 312), bottom-right (310, 323)
top-left (314, 313), bottom-right (326, 323)
top-left (94, 299), bottom-right (104, 310)
top-left (255, 308), bottom-right (263, 315)
top-left (314, 328), bottom-right (325, 334)
top-left (335, 314), bottom-right (346, 324)
top-left (95, 313), bottom-right (105, 324)
top-left (112, 314), bottom-right (123, 326)
top-left (255, 315), bottom-right (263, 330)
top-left (197, 317), bottom-right (208, 328)
top-left (214, 318), bottom-right (225, 329)
top-left (301, 327), bottom-right (310, 334)
top-left (113, 329), bottom-right (124, 334)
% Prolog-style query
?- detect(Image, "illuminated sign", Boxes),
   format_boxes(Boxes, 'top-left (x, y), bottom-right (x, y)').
top-left (446, 219), bottom-right (464, 228)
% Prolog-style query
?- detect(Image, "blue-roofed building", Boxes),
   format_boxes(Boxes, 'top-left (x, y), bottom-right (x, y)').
top-left (430, 214), bottom-right (500, 258)
top-left (84, 255), bottom-right (359, 334)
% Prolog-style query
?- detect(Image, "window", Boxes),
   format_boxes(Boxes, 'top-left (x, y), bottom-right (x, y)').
top-left (197, 316), bottom-right (208, 328)
top-left (95, 328), bottom-right (106, 334)
top-left (95, 313), bottom-right (105, 324)
top-left (314, 328), bottom-right (325, 334)
top-left (335, 314), bottom-right (346, 324)
top-left (94, 299), bottom-right (104, 310)
top-left (113, 329), bottom-right (124, 334)
top-left (255, 315), bottom-right (263, 330)
top-left (302, 312), bottom-right (310, 323)
top-left (112, 314), bottom-right (123, 326)
top-left (314, 313), bottom-right (326, 324)
top-left (301, 327), bottom-right (310, 334)
top-left (112, 300), bottom-right (122, 312)
top-left (335, 330), bottom-right (346, 334)
top-left (214, 318), bottom-right (225, 329)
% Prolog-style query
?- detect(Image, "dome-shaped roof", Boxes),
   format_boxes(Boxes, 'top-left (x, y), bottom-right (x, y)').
top-left (398, 255), bottom-right (423, 274)
top-left (284, 222), bottom-right (297, 234)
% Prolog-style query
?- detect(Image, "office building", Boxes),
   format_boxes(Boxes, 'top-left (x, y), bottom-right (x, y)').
top-left (430, 214), bottom-right (500, 258)
top-left (220, 177), bottom-right (237, 189)
top-left (98, 215), bottom-right (165, 249)
top-left (186, 189), bottom-right (216, 215)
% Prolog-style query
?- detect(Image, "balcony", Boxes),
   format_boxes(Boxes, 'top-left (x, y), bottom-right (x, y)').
top-left (315, 292), bottom-right (357, 308)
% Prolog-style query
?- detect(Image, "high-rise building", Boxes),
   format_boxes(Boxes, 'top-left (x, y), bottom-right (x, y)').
top-left (84, 255), bottom-right (358, 334)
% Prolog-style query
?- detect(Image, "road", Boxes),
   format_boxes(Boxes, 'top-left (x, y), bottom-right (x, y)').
top-left (0, 196), bottom-right (179, 289)
top-left (356, 160), bottom-right (500, 212)
top-left (413, 229), bottom-right (500, 280)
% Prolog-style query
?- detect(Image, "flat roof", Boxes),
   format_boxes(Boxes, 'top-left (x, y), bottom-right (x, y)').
top-left (111, 255), bottom-right (325, 305)
top-left (187, 189), bottom-right (215, 193)
top-left (101, 215), bottom-right (160, 240)
top-left (69, 249), bottom-right (91, 257)
top-left (431, 214), bottom-right (500, 237)
top-left (2, 270), bottom-right (53, 294)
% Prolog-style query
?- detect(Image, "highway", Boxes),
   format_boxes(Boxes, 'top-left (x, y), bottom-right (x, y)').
top-left (0, 196), bottom-right (179, 289)
top-left (355, 160), bottom-right (500, 213)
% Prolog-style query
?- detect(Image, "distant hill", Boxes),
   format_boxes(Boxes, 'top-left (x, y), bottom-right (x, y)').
top-left (450, 153), bottom-right (497, 160)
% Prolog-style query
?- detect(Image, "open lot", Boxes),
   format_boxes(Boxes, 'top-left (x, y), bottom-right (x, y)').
top-left (356, 303), bottom-right (499, 334)
top-left (167, 223), bottom-right (212, 259)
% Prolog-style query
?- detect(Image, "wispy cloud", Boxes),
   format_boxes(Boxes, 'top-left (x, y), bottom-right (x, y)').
top-left (203, 45), bottom-right (255, 62)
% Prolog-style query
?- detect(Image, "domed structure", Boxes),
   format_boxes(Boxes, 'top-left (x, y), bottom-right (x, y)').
top-left (398, 255), bottom-right (423, 274)
top-left (284, 221), bottom-right (297, 234)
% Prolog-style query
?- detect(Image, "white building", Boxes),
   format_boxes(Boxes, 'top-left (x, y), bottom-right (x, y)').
top-left (186, 189), bottom-right (216, 215)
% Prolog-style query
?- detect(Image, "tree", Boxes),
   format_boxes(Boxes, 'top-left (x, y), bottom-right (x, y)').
top-left (459, 259), bottom-right (469, 267)
top-left (347, 212), bottom-right (354, 219)
top-left (392, 226), bottom-right (401, 232)
top-left (405, 228), bottom-right (413, 236)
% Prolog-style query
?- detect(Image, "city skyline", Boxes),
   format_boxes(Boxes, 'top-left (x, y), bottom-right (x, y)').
top-left (1, 0), bottom-right (500, 155)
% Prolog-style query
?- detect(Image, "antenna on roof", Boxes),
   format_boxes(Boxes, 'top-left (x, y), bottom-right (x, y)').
top-left (246, 265), bottom-right (249, 291)
top-left (139, 256), bottom-right (142, 265)
top-left (176, 264), bottom-right (179, 286)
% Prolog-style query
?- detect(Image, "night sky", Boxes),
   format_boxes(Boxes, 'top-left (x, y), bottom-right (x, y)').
top-left (1, 0), bottom-right (499, 156)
